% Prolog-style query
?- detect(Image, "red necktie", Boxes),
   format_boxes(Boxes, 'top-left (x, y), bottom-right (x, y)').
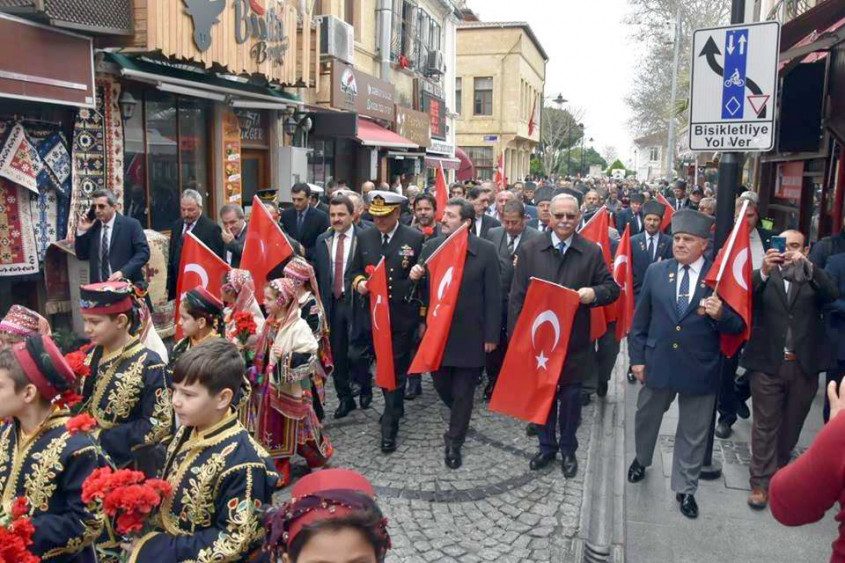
top-left (333, 233), bottom-right (345, 299)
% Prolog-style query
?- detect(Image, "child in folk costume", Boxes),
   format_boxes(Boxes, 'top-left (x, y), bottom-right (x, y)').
top-left (254, 278), bottom-right (333, 487)
top-left (129, 339), bottom-right (278, 562)
top-left (0, 304), bottom-right (51, 348)
top-left (79, 282), bottom-right (172, 477)
top-left (0, 336), bottom-right (106, 561)
top-left (170, 287), bottom-right (225, 371)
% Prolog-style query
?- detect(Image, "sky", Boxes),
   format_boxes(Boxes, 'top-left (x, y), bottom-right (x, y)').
top-left (466, 0), bottom-right (641, 164)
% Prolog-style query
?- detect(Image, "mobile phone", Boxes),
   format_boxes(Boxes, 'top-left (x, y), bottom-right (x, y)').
top-left (86, 205), bottom-right (96, 221)
top-left (771, 236), bottom-right (786, 254)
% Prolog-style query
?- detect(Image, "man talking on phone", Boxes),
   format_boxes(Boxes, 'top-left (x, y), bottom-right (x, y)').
top-left (75, 188), bottom-right (150, 285)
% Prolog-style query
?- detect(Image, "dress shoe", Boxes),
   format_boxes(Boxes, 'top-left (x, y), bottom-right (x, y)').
top-left (747, 488), bottom-right (768, 510)
top-left (715, 421), bottom-right (732, 439)
top-left (350, 382), bottom-right (361, 397)
top-left (483, 381), bottom-right (495, 402)
top-left (359, 391), bottom-right (373, 409)
top-left (581, 393), bottom-right (592, 406)
top-left (380, 438), bottom-right (396, 454)
top-left (404, 388), bottom-right (420, 401)
top-left (562, 453), bottom-right (578, 478)
top-left (676, 493), bottom-right (699, 519)
top-left (737, 402), bottom-right (751, 420)
top-left (445, 445), bottom-right (462, 469)
top-left (529, 451), bottom-right (556, 471)
top-left (626, 368), bottom-right (636, 384)
top-left (597, 380), bottom-right (608, 397)
top-left (334, 398), bottom-right (356, 419)
top-left (526, 423), bottom-right (539, 437)
top-left (627, 458), bottom-right (646, 483)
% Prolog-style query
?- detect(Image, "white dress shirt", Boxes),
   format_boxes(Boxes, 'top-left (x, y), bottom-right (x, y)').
top-left (382, 221), bottom-right (400, 245)
top-left (749, 228), bottom-right (765, 271)
top-left (474, 216), bottom-right (484, 236)
top-left (645, 232), bottom-right (659, 261)
top-left (331, 226), bottom-right (354, 279)
top-left (99, 214), bottom-right (117, 277)
top-left (550, 231), bottom-right (574, 256)
top-left (505, 232), bottom-right (522, 253)
top-left (676, 255), bottom-right (705, 303)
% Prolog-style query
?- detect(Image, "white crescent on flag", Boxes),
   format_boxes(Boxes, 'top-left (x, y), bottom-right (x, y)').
top-left (613, 255), bottom-right (629, 291)
top-left (732, 249), bottom-right (749, 291)
top-left (531, 310), bottom-right (561, 370)
top-left (371, 294), bottom-right (382, 331)
top-left (184, 263), bottom-right (209, 288)
top-left (433, 266), bottom-right (454, 317)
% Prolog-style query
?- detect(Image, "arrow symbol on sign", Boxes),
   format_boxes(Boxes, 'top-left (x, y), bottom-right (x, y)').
top-left (727, 34), bottom-right (735, 55)
top-left (699, 36), bottom-right (767, 119)
top-left (738, 35), bottom-right (746, 55)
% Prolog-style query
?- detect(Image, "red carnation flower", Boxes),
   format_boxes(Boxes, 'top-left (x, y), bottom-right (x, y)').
top-left (56, 389), bottom-right (83, 408)
top-left (422, 226), bottom-right (434, 236)
top-left (66, 413), bottom-right (97, 435)
top-left (365, 265), bottom-right (376, 277)
top-left (10, 497), bottom-right (28, 520)
top-left (64, 350), bottom-right (90, 378)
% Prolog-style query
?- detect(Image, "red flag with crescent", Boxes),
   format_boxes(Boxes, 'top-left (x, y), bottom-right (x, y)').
top-left (174, 232), bottom-right (231, 339)
top-left (704, 201), bottom-right (752, 358)
top-left (368, 257), bottom-right (396, 390)
top-left (408, 224), bottom-right (469, 374)
top-left (489, 278), bottom-right (581, 423)
top-left (578, 207), bottom-right (612, 338)
top-left (655, 193), bottom-right (675, 233)
top-left (494, 153), bottom-right (506, 191)
top-left (434, 163), bottom-right (448, 222)
top-left (613, 225), bottom-right (635, 340)
top-left (241, 195), bottom-right (294, 290)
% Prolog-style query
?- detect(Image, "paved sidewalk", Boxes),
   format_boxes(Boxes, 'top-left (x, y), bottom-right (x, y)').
top-left (624, 368), bottom-right (838, 562)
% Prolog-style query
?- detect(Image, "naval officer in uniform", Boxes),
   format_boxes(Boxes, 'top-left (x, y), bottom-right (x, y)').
top-left (627, 208), bottom-right (745, 519)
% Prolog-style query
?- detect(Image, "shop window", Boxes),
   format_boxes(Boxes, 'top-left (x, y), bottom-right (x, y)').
top-left (463, 146), bottom-right (493, 180)
top-left (474, 77), bottom-right (493, 116)
top-left (308, 138), bottom-right (336, 188)
top-left (649, 147), bottom-right (659, 163)
top-left (124, 96), bottom-right (148, 227)
top-left (455, 77), bottom-right (462, 115)
top-left (146, 91), bottom-right (180, 232)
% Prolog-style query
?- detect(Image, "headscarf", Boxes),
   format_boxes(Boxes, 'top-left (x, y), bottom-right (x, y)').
top-left (223, 269), bottom-right (262, 318)
top-left (268, 278), bottom-right (300, 330)
top-left (284, 257), bottom-right (323, 303)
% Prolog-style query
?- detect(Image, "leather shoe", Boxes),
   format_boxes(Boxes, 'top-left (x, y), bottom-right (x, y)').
top-left (676, 493), bottom-right (699, 519)
top-left (359, 392), bottom-right (372, 409)
top-left (526, 423), bottom-right (539, 437)
top-left (334, 398), bottom-right (356, 419)
top-left (529, 451), bottom-right (556, 471)
top-left (626, 368), bottom-right (636, 384)
top-left (597, 380), bottom-right (608, 397)
top-left (627, 458), bottom-right (646, 483)
top-left (483, 382), bottom-right (495, 402)
top-left (747, 488), bottom-right (768, 510)
top-left (562, 453), bottom-right (578, 478)
top-left (715, 421), bottom-right (732, 439)
top-left (380, 438), bottom-right (396, 454)
top-left (445, 445), bottom-right (462, 469)
top-left (737, 402), bottom-right (751, 420)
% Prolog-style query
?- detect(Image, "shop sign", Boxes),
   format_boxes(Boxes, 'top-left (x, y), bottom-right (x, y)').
top-left (421, 90), bottom-right (446, 140)
top-left (236, 110), bottom-right (265, 143)
top-left (429, 140), bottom-right (454, 156)
top-left (331, 62), bottom-right (395, 123)
top-left (483, 135), bottom-right (498, 143)
top-left (775, 160), bottom-right (803, 201)
top-left (223, 111), bottom-right (243, 204)
top-left (395, 106), bottom-right (431, 148)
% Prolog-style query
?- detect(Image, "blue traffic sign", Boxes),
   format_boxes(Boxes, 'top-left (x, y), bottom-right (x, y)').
top-left (721, 28), bottom-right (749, 119)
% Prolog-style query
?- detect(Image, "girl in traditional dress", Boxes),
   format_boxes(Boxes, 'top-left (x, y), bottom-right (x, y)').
top-left (169, 286), bottom-right (224, 373)
top-left (254, 278), bottom-right (332, 487)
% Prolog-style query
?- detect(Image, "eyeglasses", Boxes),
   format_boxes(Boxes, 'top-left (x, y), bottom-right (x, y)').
top-left (551, 212), bottom-right (579, 221)
top-left (94, 204), bottom-right (110, 210)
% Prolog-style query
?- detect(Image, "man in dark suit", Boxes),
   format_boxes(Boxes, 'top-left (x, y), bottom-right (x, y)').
top-left (313, 194), bottom-right (367, 418)
top-left (411, 198), bottom-right (502, 469)
top-left (631, 200), bottom-right (673, 299)
top-left (578, 190), bottom-right (602, 229)
top-left (167, 189), bottom-right (224, 300)
top-left (483, 199), bottom-right (540, 401)
top-left (617, 193), bottom-right (645, 236)
top-left (75, 188), bottom-right (150, 286)
top-left (825, 253), bottom-right (845, 422)
top-left (467, 187), bottom-right (500, 238)
top-left (281, 183), bottom-right (330, 258)
top-left (347, 191), bottom-right (425, 453)
top-left (741, 229), bottom-right (839, 510)
top-left (526, 186), bottom-right (553, 232)
top-left (220, 204), bottom-right (247, 268)
top-left (411, 193), bottom-right (442, 242)
top-left (667, 180), bottom-right (691, 211)
top-left (627, 209), bottom-right (745, 520)
top-left (510, 193), bottom-right (620, 478)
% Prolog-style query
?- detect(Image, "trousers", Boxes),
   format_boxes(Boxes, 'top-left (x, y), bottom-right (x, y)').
top-left (381, 329), bottom-right (415, 440)
top-left (329, 298), bottom-right (352, 401)
top-left (583, 323), bottom-right (619, 395)
top-left (432, 367), bottom-right (481, 447)
top-left (538, 381), bottom-right (582, 456)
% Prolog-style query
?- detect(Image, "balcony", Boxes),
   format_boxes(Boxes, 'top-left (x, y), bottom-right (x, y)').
top-left (0, 0), bottom-right (133, 35)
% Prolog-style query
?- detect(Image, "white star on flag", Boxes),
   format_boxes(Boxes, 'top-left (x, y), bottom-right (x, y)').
top-left (535, 351), bottom-right (549, 370)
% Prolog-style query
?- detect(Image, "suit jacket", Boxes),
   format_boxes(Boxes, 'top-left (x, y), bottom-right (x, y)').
top-left (313, 226), bottom-right (362, 323)
top-left (472, 214), bottom-right (500, 239)
top-left (667, 197), bottom-right (691, 211)
top-left (280, 206), bottom-right (330, 258)
top-left (524, 204), bottom-right (539, 220)
top-left (509, 232), bottom-right (620, 385)
top-left (526, 218), bottom-right (550, 233)
top-left (485, 226), bottom-right (541, 304)
top-left (224, 223), bottom-right (248, 268)
top-left (419, 233), bottom-right (502, 369)
top-left (629, 258), bottom-right (745, 395)
top-left (616, 207), bottom-right (644, 236)
top-left (167, 215), bottom-right (224, 300)
top-left (825, 254), bottom-right (845, 362)
top-left (411, 221), bottom-right (443, 243)
top-left (741, 265), bottom-right (839, 376)
top-left (631, 232), bottom-right (673, 297)
top-left (75, 213), bottom-right (150, 285)
top-left (346, 223), bottom-right (425, 334)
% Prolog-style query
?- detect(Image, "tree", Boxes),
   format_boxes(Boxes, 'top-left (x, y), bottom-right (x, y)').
top-left (607, 159), bottom-right (628, 175)
top-left (602, 146), bottom-right (618, 164)
top-left (540, 105), bottom-right (585, 176)
top-left (559, 147), bottom-right (607, 177)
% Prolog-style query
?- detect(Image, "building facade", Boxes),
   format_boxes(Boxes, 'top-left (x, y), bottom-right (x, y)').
top-left (455, 21), bottom-right (547, 182)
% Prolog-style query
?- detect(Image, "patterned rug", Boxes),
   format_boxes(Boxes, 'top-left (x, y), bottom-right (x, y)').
top-left (0, 123), bottom-right (42, 195)
top-left (0, 178), bottom-right (38, 276)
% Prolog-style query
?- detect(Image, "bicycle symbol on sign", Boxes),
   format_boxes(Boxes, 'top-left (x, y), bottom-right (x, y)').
top-left (724, 68), bottom-right (745, 88)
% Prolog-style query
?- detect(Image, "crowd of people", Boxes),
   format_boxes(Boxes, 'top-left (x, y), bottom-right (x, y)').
top-left (0, 170), bottom-right (844, 561)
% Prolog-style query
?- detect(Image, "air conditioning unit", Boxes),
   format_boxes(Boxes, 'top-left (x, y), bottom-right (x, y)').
top-left (319, 15), bottom-right (355, 65)
top-left (426, 50), bottom-right (446, 76)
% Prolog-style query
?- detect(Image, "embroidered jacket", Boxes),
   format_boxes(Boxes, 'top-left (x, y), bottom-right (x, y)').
top-left (130, 411), bottom-right (277, 562)
top-left (0, 410), bottom-right (105, 562)
top-left (82, 337), bottom-right (172, 468)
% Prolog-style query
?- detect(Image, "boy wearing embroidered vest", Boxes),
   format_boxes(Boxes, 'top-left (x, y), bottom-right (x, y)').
top-left (79, 282), bottom-right (172, 476)
top-left (130, 338), bottom-right (277, 561)
top-left (0, 336), bottom-right (106, 561)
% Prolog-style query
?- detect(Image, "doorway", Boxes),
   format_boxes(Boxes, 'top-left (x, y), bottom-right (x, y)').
top-left (241, 149), bottom-right (269, 207)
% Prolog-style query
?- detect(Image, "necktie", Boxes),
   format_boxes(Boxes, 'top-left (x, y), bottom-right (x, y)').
top-left (182, 221), bottom-right (194, 239)
top-left (677, 265), bottom-right (690, 317)
top-left (507, 235), bottom-right (515, 256)
top-left (647, 236), bottom-right (655, 262)
top-left (333, 233), bottom-right (345, 299)
top-left (382, 233), bottom-right (389, 251)
top-left (297, 211), bottom-right (305, 234)
top-left (558, 241), bottom-right (567, 256)
top-left (100, 224), bottom-right (110, 282)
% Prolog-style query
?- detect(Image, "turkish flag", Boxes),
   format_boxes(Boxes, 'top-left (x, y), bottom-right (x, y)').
top-left (368, 257), bottom-right (397, 390)
top-left (578, 208), bottom-right (612, 338)
top-left (408, 224), bottom-right (469, 374)
top-left (434, 163), bottom-right (448, 222)
top-left (489, 278), bottom-right (581, 424)
top-left (528, 97), bottom-right (537, 136)
top-left (613, 225), bottom-right (635, 340)
top-left (494, 153), bottom-right (506, 190)
top-left (240, 196), bottom-right (294, 290)
top-left (655, 193), bottom-right (675, 232)
top-left (704, 202), bottom-right (753, 358)
top-left (174, 232), bottom-right (231, 339)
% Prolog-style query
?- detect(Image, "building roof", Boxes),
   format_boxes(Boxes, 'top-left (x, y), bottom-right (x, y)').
top-left (633, 131), bottom-right (668, 146)
top-left (457, 21), bottom-right (549, 61)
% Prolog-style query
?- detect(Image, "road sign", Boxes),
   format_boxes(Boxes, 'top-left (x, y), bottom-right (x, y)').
top-left (688, 21), bottom-right (780, 152)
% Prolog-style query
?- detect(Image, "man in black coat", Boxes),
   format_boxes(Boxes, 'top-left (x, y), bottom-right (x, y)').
top-left (220, 204), bottom-right (247, 268)
top-left (75, 188), bottom-right (150, 286)
top-left (280, 183), bottom-right (330, 258)
top-left (667, 180), bottom-right (691, 211)
top-left (617, 193), bottom-right (645, 236)
top-left (347, 191), bottom-right (425, 454)
top-left (631, 200), bottom-right (674, 298)
top-left (510, 193), bottom-right (620, 478)
top-left (410, 198), bottom-right (502, 469)
top-left (740, 229), bottom-right (839, 510)
top-left (167, 189), bottom-right (224, 300)
top-left (467, 186), bottom-right (500, 238)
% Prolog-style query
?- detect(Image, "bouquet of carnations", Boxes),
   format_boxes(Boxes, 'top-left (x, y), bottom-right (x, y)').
top-left (0, 497), bottom-right (39, 562)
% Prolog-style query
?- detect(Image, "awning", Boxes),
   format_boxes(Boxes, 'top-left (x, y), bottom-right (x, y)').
top-left (103, 52), bottom-right (302, 108)
top-left (425, 155), bottom-right (460, 170)
top-left (778, 15), bottom-right (845, 72)
top-left (356, 118), bottom-right (418, 149)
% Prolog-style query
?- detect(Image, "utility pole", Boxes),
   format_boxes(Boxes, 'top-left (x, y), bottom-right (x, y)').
top-left (665, 4), bottom-right (682, 181)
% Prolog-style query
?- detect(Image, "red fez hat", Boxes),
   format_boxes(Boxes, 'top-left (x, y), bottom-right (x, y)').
top-left (12, 335), bottom-right (77, 403)
top-left (80, 281), bottom-right (134, 315)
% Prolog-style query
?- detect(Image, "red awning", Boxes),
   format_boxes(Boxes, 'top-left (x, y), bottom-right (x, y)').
top-left (356, 118), bottom-right (418, 149)
top-left (779, 16), bottom-right (845, 71)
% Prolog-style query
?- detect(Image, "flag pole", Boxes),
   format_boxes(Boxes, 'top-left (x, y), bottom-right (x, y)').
top-left (713, 199), bottom-right (749, 293)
